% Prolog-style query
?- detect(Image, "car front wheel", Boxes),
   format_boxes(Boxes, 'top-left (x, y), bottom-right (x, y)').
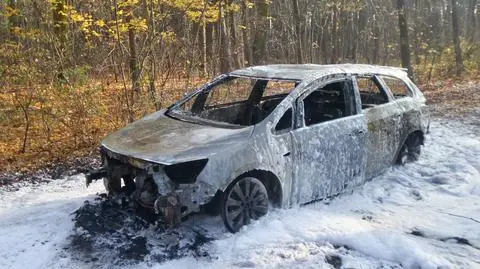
top-left (221, 177), bottom-right (269, 233)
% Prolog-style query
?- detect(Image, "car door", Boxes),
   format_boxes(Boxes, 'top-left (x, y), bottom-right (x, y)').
top-left (353, 75), bottom-right (402, 179)
top-left (290, 75), bottom-right (367, 205)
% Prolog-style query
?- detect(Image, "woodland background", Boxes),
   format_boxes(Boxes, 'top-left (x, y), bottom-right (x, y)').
top-left (1, 0), bottom-right (479, 172)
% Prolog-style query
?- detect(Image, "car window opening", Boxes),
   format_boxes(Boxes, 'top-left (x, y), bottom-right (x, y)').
top-left (169, 76), bottom-right (298, 127)
top-left (379, 76), bottom-right (413, 99)
top-left (275, 108), bottom-right (293, 132)
top-left (356, 76), bottom-right (389, 109)
top-left (303, 81), bottom-right (351, 126)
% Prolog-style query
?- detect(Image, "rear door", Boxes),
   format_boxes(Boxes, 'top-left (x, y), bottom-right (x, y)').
top-left (354, 75), bottom-right (402, 179)
top-left (291, 75), bottom-right (367, 204)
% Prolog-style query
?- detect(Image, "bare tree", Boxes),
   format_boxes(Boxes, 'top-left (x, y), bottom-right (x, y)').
top-left (451, 0), bottom-right (464, 76)
top-left (292, 0), bottom-right (303, 63)
top-left (252, 0), bottom-right (268, 65)
top-left (467, 0), bottom-right (477, 42)
top-left (218, 1), bottom-right (232, 73)
top-left (127, 14), bottom-right (141, 94)
top-left (397, 0), bottom-right (413, 77)
top-left (241, 0), bottom-right (253, 66)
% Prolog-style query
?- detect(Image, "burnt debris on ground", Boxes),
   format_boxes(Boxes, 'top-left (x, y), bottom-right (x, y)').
top-left (325, 254), bottom-right (342, 269)
top-left (409, 228), bottom-right (480, 250)
top-left (66, 194), bottom-right (215, 266)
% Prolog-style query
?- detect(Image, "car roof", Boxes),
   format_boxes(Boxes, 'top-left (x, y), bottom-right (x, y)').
top-left (230, 64), bottom-right (408, 81)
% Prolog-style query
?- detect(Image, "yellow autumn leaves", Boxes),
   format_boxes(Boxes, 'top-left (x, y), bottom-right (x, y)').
top-left (43, 0), bottom-right (246, 43)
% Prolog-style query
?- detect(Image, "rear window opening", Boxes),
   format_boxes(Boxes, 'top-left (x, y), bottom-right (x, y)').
top-left (168, 76), bottom-right (299, 127)
top-left (356, 76), bottom-right (389, 109)
top-left (379, 76), bottom-right (413, 99)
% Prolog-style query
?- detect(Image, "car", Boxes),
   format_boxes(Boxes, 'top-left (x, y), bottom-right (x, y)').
top-left (86, 64), bottom-right (430, 232)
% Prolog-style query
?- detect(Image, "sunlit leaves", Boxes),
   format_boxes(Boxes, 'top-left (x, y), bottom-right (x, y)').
top-left (95, 19), bottom-right (106, 27)
top-left (160, 31), bottom-right (176, 43)
top-left (160, 0), bottom-right (241, 24)
top-left (4, 6), bottom-right (19, 17)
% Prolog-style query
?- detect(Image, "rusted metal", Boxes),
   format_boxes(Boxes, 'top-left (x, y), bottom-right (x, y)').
top-left (154, 193), bottom-right (181, 228)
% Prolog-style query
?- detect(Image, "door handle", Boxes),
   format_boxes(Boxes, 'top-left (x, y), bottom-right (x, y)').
top-left (283, 152), bottom-right (291, 157)
top-left (351, 130), bottom-right (365, 136)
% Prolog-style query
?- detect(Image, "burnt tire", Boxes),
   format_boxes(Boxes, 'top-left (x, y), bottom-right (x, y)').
top-left (103, 177), bottom-right (122, 194)
top-left (397, 134), bottom-right (422, 165)
top-left (221, 177), bottom-right (269, 233)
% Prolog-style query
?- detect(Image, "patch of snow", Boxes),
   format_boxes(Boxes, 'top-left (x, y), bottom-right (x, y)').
top-left (1, 119), bottom-right (480, 268)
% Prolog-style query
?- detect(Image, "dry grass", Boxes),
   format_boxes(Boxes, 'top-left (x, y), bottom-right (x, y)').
top-left (0, 77), bottom-right (208, 173)
top-left (421, 75), bottom-right (480, 117)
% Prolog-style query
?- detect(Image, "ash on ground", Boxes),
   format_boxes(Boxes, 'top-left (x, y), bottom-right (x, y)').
top-left (66, 194), bottom-right (218, 267)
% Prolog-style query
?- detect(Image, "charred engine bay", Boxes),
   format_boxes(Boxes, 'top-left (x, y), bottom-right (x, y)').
top-left (67, 194), bottom-right (214, 266)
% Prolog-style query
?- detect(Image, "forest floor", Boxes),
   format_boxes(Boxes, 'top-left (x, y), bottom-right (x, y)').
top-left (423, 78), bottom-right (480, 117)
top-left (0, 116), bottom-right (479, 269)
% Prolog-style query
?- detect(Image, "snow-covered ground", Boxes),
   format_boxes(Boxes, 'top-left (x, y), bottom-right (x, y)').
top-left (1, 119), bottom-right (479, 269)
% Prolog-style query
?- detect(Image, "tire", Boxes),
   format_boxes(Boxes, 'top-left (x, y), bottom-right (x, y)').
top-left (397, 134), bottom-right (422, 165)
top-left (221, 177), bottom-right (269, 233)
top-left (103, 176), bottom-right (121, 194)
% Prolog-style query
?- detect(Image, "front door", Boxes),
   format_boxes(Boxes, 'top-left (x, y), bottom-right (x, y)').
top-left (291, 76), bottom-right (367, 204)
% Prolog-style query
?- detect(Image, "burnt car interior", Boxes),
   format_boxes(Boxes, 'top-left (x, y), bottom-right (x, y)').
top-left (303, 81), bottom-right (353, 125)
top-left (356, 76), bottom-right (389, 109)
top-left (170, 76), bottom-right (298, 126)
top-left (169, 74), bottom-right (402, 127)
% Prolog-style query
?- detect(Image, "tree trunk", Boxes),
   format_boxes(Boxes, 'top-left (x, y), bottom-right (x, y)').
top-left (52, 0), bottom-right (67, 41)
top-left (346, 12), bottom-right (358, 63)
top-left (373, 14), bottom-right (380, 64)
top-left (241, 0), bottom-right (252, 66)
top-left (292, 0), bottom-right (303, 63)
top-left (218, 1), bottom-right (231, 73)
top-left (206, 23), bottom-right (214, 73)
top-left (7, 0), bottom-right (19, 39)
top-left (451, 0), bottom-right (464, 76)
top-left (467, 0), bottom-right (477, 42)
top-left (148, 0), bottom-right (160, 110)
top-left (127, 15), bottom-right (141, 94)
top-left (202, 17), bottom-right (208, 75)
top-left (397, 0), bottom-right (413, 77)
top-left (252, 0), bottom-right (268, 65)
top-left (228, 0), bottom-right (241, 69)
top-left (330, 8), bottom-right (338, 64)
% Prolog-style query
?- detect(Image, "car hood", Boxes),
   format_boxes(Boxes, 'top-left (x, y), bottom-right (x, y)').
top-left (101, 110), bottom-right (253, 165)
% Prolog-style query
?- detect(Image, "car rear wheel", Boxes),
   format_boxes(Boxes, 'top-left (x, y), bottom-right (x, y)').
top-left (221, 177), bottom-right (269, 233)
top-left (397, 134), bottom-right (422, 165)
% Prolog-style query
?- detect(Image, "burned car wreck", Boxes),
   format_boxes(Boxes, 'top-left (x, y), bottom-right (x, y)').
top-left (87, 64), bottom-right (429, 232)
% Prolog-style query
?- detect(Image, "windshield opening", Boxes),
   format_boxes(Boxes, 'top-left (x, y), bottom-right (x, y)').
top-left (167, 76), bottom-right (299, 126)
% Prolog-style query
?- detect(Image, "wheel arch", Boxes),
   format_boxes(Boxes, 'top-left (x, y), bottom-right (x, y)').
top-left (394, 129), bottom-right (425, 163)
top-left (227, 169), bottom-right (283, 208)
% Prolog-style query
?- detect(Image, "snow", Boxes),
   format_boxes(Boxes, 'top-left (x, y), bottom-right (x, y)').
top-left (1, 119), bottom-right (480, 269)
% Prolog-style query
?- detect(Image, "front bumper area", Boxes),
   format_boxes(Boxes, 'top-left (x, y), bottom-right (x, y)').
top-left (85, 150), bottom-right (218, 227)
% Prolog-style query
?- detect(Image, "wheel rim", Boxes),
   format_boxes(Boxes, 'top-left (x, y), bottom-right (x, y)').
top-left (225, 177), bottom-right (269, 232)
